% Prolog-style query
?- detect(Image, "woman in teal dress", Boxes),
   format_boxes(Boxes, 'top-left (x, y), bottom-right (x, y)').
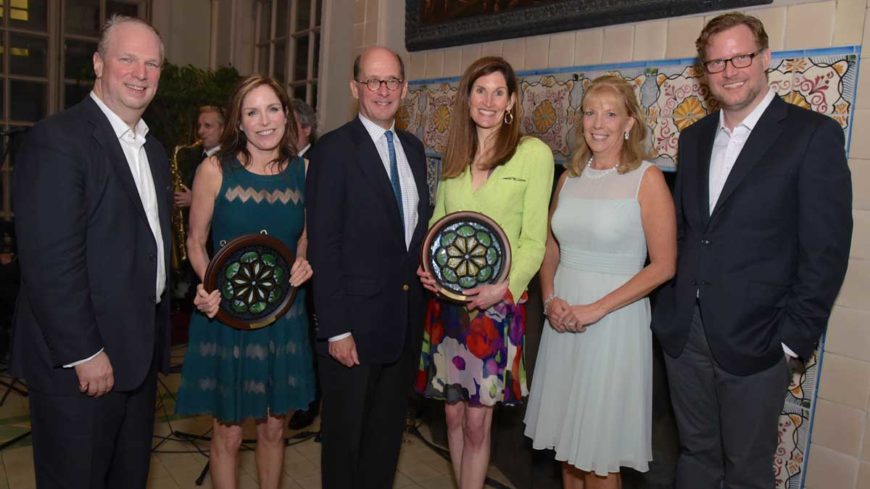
top-left (417, 57), bottom-right (554, 489)
top-left (176, 75), bottom-right (315, 489)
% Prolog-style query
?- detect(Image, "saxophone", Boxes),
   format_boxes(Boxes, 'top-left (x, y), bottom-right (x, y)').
top-left (169, 140), bottom-right (201, 270)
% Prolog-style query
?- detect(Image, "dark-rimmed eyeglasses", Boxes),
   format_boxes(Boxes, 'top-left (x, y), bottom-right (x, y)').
top-left (703, 50), bottom-right (762, 74)
top-left (355, 78), bottom-right (404, 91)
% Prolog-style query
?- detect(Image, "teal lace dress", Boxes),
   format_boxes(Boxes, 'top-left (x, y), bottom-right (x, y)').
top-left (176, 156), bottom-right (315, 422)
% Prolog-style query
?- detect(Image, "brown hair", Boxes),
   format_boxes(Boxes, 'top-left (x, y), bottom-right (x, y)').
top-left (696, 12), bottom-right (769, 61)
top-left (218, 75), bottom-right (298, 170)
top-left (440, 56), bottom-right (522, 179)
top-left (567, 75), bottom-right (647, 177)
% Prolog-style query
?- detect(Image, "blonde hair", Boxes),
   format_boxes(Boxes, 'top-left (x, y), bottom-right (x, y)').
top-left (567, 75), bottom-right (647, 177)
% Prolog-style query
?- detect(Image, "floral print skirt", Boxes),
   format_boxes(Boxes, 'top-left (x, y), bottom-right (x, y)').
top-left (415, 293), bottom-right (528, 407)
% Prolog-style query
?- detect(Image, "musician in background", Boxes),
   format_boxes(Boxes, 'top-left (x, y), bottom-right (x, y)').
top-left (171, 106), bottom-right (225, 302)
top-left (174, 105), bottom-right (225, 209)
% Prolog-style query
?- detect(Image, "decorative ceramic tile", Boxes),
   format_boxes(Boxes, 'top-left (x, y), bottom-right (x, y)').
top-left (404, 46), bottom-right (860, 173)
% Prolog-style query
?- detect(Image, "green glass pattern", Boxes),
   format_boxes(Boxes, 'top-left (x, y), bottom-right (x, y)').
top-left (216, 246), bottom-right (291, 318)
top-left (429, 218), bottom-right (505, 295)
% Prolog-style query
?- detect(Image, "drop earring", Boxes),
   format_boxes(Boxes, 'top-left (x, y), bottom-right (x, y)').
top-left (504, 109), bottom-right (514, 125)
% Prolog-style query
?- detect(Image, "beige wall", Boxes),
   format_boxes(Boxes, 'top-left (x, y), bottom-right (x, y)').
top-left (153, 0), bottom-right (256, 72)
top-left (351, 0), bottom-right (870, 487)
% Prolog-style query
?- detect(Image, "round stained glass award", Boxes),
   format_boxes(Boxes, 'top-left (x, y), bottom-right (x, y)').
top-left (203, 234), bottom-right (296, 330)
top-left (422, 211), bottom-right (511, 302)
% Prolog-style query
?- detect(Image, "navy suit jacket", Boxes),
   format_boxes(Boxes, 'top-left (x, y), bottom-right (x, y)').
top-left (652, 95), bottom-right (852, 376)
top-left (306, 117), bottom-right (430, 364)
top-left (11, 96), bottom-right (172, 394)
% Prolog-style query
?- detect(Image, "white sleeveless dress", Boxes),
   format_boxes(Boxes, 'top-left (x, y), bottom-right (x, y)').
top-left (524, 161), bottom-right (654, 475)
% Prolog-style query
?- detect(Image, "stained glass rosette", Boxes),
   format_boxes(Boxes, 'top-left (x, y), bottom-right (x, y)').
top-left (422, 211), bottom-right (511, 302)
top-left (203, 234), bottom-right (297, 330)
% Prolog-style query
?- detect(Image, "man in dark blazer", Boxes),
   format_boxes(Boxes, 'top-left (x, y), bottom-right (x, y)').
top-left (307, 46), bottom-right (431, 488)
top-left (11, 15), bottom-right (170, 489)
top-left (651, 13), bottom-right (852, 489)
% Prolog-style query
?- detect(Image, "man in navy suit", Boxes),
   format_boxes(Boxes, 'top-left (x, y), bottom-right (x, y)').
top-left (307, 46), bottom-right (431, 488)
top-left (652, 13), bottom-right (852, 489)
top-left (11, 15), bottom-right (171, 489)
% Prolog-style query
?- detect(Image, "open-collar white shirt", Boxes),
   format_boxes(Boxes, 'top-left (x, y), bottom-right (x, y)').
top-left (90, 91), bottom-right (166, 303)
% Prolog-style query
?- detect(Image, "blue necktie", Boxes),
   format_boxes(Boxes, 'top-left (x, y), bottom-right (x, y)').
top-left (384, 131), bottom-right (404, 228)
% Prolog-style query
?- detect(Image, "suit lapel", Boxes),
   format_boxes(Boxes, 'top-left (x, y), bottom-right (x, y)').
top-left (84, 98), bottom-right (149, 223)
top-left (350, 119), bottom-right (404, 236)
top-left (695, 117), bottom-right (716, 223)
top-left (398, 130), bottom-right (429, 244)
top-left (145, 137), bottom-right (171, 256)
top-left (710, 96), bottom-right (787, 222)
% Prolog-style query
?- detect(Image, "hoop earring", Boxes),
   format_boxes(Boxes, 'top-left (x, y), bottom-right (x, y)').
top-left (624, 131), bottom-right (630, 140)
top-left (504, 110), bottom-right (514, 125)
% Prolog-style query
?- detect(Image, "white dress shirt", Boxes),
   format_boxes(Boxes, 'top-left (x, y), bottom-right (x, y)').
top-left (709, 89), bottom-right (776, 212)
top-left (358, 114), bottom-right (420, 247)
top-left (707, 88), bottom-right (796, 358)
top-left (90, 92), bottom-right (166, 302)
top-left (328, 114), bottom-right (420, 344)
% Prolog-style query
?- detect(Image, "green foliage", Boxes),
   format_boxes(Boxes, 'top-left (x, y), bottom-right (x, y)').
top-left (144, 62), bottom-right (241, 150)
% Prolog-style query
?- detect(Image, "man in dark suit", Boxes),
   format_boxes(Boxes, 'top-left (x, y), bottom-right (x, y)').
top-left (306, 46), bottom-right (431, 488)
top-left (11, 15), bottom-right (170, 489)
top-left (651, 13), bottom-right (852, 489)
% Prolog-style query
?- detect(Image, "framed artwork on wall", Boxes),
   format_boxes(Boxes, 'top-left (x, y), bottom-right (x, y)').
top-left (406, 0), bottom-right (773, 51)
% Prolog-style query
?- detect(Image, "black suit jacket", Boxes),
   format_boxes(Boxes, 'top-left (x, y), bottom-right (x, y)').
top-left (652, 95), bottom-right (852, 376)
top-left (176, 144), bottom-right (206, 188)
top-left (11, 97), bottom-right (172, 394)
top-left (306, 117), bottom-right (430, 364)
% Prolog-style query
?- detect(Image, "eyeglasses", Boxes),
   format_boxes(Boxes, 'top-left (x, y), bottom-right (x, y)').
top-left (703, 50), bottom-right (762, 74)
top-left (355, 78), bottom-right (404, 91)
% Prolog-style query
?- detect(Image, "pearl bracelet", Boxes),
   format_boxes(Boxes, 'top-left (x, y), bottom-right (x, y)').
top-left (543, 294), bottom-right (558, 314)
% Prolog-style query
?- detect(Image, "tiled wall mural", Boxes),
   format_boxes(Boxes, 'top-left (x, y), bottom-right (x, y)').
top-left (399, 46), bottom-right (861, 489)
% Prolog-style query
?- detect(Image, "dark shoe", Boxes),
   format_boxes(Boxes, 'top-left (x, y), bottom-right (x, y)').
top-left (288, 404), bottom-right (319, 430)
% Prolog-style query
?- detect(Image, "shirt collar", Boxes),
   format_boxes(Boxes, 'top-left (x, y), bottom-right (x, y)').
top-left (90, 91), bottom-right (149, 140)
top-left (358, 113), bottom-right (396, 142)
top-left (204, 145), bottom-right (221, 157)
top-left (717, 88), bottom-right (776, 133)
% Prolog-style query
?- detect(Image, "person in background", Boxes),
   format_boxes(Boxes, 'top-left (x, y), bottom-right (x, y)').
top-left (11, 15), bottom-right (171, 489)
top-left (290, 98), bottom-right (317, 157)
top-left (651, 12), bottom-right (852, 489)
top-left (175, 75), bottom-right (315, 489)
top-left (524, 75), bottom-right (676, 489)
top-left (306, 46), bottom-right (430, 488)
top-left (417, 56), bottom-right (554, 489)
top-left (287, 98), bottom-right (321, 431)
top-left (174, 105), bottom-right (225, 209)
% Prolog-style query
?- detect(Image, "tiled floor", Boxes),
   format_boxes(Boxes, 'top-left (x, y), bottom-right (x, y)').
top-left (0, 348), bottom-right (516, 489)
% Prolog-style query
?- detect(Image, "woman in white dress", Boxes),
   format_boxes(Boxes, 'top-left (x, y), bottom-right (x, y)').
top-left (523, 75), bottom-right (677, 489)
